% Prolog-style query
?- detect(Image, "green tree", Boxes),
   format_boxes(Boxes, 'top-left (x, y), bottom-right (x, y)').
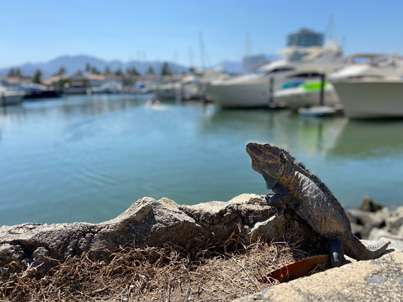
top-left (15, 68), bottom-right (22, 77)
top-left (146, 66), bottom-right (155, 76)
top-left (74, 69), bottom-right (83, 77)
top-left (7, 68), bottom-right (16, 77)
top-left (32, 69), bottom-right (42, 84)
top-left (53, 78), bottom-right (71, 90)
top-left (126, 67), bottom-right (139, 76)
top-left (123, 77), bottom-right (134, 86)
top-left (85, 63), bottom-right (91, 72)
top-left (115, 68), bottom-right (123, 76)
top-left (104, 66), bottom-right (111, 75)
top-left (91, 67), bottom-right (100, 75)
top-left (54, 66), bottom-right (66, 76)
top-left (160, 62), bottom-right (171, 76)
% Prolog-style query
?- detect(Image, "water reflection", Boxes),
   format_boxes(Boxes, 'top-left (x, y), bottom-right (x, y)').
top-left (200, 108), bottom-right (349, 156)
top-left (1, 95), bottom-right (403, 225)
top-left (329, 119), bottom-right (403, 158)
top-left (0, 94), bottom-right (152, 126)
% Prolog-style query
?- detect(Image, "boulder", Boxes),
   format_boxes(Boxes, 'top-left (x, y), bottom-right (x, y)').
top-left (385, 206), bottom-right (403, 234)
top-left (346, 209), bottom-right (385, 239)
top-left (359, 196), bottom-right (384, 212)
top-left (0, 194), bottom-right (289, 274)
top-left (368, 228), bottom-right (403, 250)
top-left (235, 250), bottom-right (403, 302)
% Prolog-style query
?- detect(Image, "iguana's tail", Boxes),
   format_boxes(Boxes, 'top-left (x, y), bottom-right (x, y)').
top-left (344, 233), bottom-right (390, 261)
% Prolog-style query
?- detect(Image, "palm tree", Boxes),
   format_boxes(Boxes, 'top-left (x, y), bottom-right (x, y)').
top-left (161, 62), bottom-right (171, 76)
top-left (32, 69), bottom-right (42, 84)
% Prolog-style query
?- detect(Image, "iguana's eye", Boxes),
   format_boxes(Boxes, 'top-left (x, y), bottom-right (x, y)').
top-left (280, 152), bottom-right (286, 164)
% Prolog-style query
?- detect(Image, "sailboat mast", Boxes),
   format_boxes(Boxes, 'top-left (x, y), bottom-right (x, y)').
top-left (199, 32), bottom-right (205, 71)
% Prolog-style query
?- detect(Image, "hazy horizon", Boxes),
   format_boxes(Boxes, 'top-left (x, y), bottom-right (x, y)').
top-left (2, 0), bottom-right (403, 69)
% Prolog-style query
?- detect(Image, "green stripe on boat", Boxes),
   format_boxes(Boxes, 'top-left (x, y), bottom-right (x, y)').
top-left (303, 81), bottom-right (329, 91)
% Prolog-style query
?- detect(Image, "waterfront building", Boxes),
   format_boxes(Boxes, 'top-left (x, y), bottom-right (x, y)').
top-left (287, 28), bottom-right (324, 47)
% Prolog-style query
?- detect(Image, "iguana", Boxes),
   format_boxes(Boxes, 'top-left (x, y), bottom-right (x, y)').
top-left (246, 142), bottom-right (390, 267)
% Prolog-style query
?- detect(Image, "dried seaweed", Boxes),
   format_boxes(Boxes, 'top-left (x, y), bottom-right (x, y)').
top-left (0, 234), bottom-right (307, 302)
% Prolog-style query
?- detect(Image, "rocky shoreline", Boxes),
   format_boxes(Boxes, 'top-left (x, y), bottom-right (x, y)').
top-left (346, 196), bottom-right (403, 249)
top-left (0, 194), bottom-right (298, 276)
top-left (0, 194), bottom-right (402, 301)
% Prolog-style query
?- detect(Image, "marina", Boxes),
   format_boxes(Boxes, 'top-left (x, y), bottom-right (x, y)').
top-left (2, 3), bottom-right (403, 301)
top-left (1, 7), bottom-right (403, 227)
top-left (2, 45), bottom-right (403, 119)
top-left (0, 93), bottom-right (403, 226)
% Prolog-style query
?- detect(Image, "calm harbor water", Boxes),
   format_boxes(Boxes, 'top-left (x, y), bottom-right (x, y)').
top-left (1, 94), bottom-right (403, 226)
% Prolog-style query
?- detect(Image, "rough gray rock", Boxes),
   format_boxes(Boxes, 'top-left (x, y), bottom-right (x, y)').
top-left (347, 209), bottom-right (385, 239)
top-left (0, 194), bottom-right (288, 274)
top-left (386, 207), bottom-right (403, 232)
top-left (347, 204), bottom-right (403, 240)
top-left (235, 249), bottom-right (403, 302)
top-left (368, 229), bottom-right (403, 250)
top-left (360, 196), bottom-right (384, 212)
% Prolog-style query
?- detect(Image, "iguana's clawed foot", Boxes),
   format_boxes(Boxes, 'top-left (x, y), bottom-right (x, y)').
top-left (265, 192), bottom-right (289, 209)
top-left (330, 251), bottom-right (343, 267)
top-left (329, 237), bottom-right (344, 267)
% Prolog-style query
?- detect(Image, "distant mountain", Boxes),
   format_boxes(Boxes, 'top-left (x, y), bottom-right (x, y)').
top-left (209, 54), bottom-right (278, 74)
top-left (0, 55), bottom-right (190, 78)
top-left (0, 54), bottom-right (278, 78)
top-left (214, 61), bottom-right (243, 74)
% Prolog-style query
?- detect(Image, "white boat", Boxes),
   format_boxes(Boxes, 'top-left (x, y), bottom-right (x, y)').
top-left (175, 75), bottom-right (203, 100)
top-left (274, 53), bottom-right (403, 111)
top-left (328, 53), bottom-right (403, 118)
top-left (205, 42), bottom-right (344, 108)
top-left (153, 77), bottom-right (180, 100)
top-left (329, 53), bottom-right (402, 81)
top-left (298, 106), bottom-right (337, 117)
top-left (155, 74), bottom-right (215, 101)
top-left (0, 85), bottom-right (25, 106)
top-left (331, 79), bottom-right (403, 119)
top-left (275, 80), bottom-right (339, 110)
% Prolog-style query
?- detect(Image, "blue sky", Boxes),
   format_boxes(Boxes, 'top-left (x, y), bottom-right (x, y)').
top-left (1, 0), bottom-right (402, 68)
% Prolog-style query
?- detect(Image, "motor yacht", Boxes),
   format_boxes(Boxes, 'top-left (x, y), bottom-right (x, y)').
top-left (274, 79), bottom-right (340, 111)
top-left (0, 84), bottom-right (25, 106)
top-left (331, 79), bottom-right (403, 118)
top-left (276, 53), bottom-right (403, 112)
top-left (205, 42), bottom-right (344, 108)
top-left (330, 53), bottom-right (403, 118)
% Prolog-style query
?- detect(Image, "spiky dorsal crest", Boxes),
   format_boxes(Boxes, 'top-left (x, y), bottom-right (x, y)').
top-left (280, 148), bottom-right (337, 204)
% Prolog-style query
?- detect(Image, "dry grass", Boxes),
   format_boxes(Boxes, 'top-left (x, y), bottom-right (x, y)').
top-left (0, 234), bottom-right (309, 302)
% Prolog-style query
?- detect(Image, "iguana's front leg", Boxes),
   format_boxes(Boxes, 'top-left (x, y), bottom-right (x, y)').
top-left (265, 183), bottom-right (291, 209)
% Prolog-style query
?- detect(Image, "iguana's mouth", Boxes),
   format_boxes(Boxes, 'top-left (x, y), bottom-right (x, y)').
top-left (246, 142), bottom-right (265, 157)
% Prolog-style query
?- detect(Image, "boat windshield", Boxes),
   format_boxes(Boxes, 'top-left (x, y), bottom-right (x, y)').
top-left (253, 65), bottom-right (295, 75)
top-left (286, 72), bottom-right (323, 79)
top-left (265, 67), bottom-right (295, 75)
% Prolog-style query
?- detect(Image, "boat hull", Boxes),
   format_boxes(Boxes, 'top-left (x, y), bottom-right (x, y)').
top-left (205, 77), bottom-right (273, 108)
top-left (332, 80), bottom-right (403, 119)
top-left (275, 83), bottom-right (340, 110)
top-left (0, 91), bottom-right (25, 106)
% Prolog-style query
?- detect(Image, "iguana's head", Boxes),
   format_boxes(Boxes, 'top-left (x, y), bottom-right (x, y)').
top-left (246, 142), bottom-right (287, 189)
